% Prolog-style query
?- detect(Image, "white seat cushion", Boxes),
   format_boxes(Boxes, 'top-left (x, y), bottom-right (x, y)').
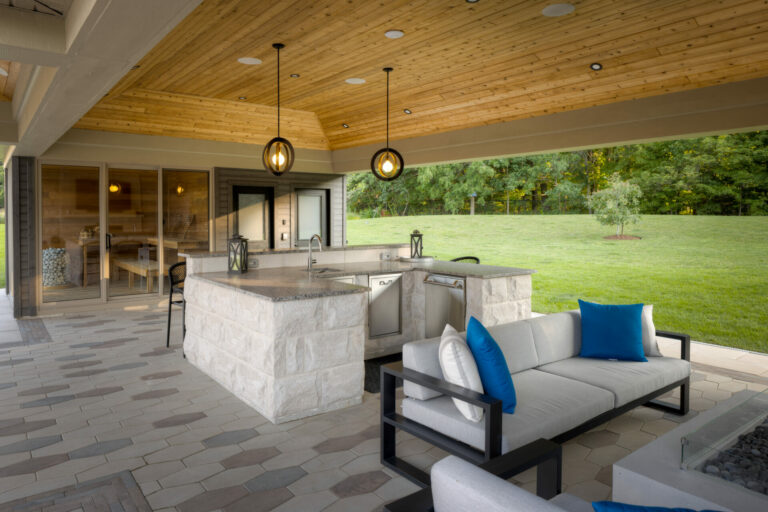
top-left (537, 356), bottom-right (690, 407)
top-left (402, 369), bottom-right (615, 453)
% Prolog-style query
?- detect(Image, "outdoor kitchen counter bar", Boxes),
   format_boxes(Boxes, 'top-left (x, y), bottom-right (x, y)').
top-left (183, 258), bottom-right (535, 423)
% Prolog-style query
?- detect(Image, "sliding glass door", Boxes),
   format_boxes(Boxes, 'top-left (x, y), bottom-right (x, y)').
top-left (107, 168), bottom-right (159, 297)
top-left (40, 165), bottom-right (102, 302)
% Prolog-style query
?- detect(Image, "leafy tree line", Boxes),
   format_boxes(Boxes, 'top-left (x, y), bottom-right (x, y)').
top-left (346, 131), bottom-right (768, 217)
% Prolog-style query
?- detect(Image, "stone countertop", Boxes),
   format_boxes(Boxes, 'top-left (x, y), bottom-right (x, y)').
top-left (180, 243), bottom-right (409, 259)
top-left (188, 260), bottom-right (535, 302)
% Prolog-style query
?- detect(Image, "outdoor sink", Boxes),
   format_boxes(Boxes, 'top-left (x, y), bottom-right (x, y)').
top-left (306, 267), bottom-right (340, 274)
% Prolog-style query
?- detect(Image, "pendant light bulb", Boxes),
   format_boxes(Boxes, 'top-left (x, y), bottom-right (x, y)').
top-left (262, 43), bottom-right (295, 176)
top-left (370, 67), bottom-right (404, 181)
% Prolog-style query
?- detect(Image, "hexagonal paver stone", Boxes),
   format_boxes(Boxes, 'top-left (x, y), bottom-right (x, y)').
top-left (225, 488), bottom-right (293, 512)
top-left (221, 447), bottom-right (279, 469)
top-left (59, 360), bottom-right (102, 370)
top-left (177, 485), bottom-right (250, 512)
top-left (141, 371), bottom-right (182, 381)
top-left (153, 412), bottom-right (207, 428)
top-left (331, 470), bottom-right (390, 498)
top-left (65, 369), bottom-right (107, 378)
top-left (108, 362), bottom-right (148, 371)
top-left (577, 430), bottom-right (620, 449)
top-left (0, 435), bottom-right (62, 455)
top-left (21, 395), bottom-right (75, 408)
top-left (0, 419), bottom-right (56, 436)
top-left (0, 454), bottom-right (69, 477)
top-left (69, 439), bottom-right (133, 459)
top-left (0, 358), bottom-right (33, 367)
top-left (203, 429), bottom-right (259, 448)
top-left (75, 386), bottom-right (124, 398)
top-left (131, 388), bottom-right (178, 400)
top-left (245, 466), bottom-right (307, 492)
top-left (313, 425), bottom-right (378, 454)
top-left (17, 384), bottom-right (70, 396)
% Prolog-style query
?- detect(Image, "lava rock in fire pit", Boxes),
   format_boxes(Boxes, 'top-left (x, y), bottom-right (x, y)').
top-left (701, 417), bottom-right (768, 496)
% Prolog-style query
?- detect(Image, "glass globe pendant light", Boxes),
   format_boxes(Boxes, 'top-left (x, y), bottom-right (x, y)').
top-left (371, 67), bottom-right (404, 181)
top-left (262, 43), bottom-right (295, 176)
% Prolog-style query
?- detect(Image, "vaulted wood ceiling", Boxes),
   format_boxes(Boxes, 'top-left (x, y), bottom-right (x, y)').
top-left (74, 0), bottom-right (768, 151)
top-left (0, 60), bottom-right (19, 102)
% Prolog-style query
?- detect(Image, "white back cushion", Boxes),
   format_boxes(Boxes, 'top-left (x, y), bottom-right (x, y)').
top-left (439, 325), bottom-right (484, 422)
top-left (530, 311), bottom-right (582, 365)
top-left (403, 335), bottom-right (444, 400)
top-left (487, 321), bottom-right (539, 373)
top-left (642, 304), bottom-right (662, 357)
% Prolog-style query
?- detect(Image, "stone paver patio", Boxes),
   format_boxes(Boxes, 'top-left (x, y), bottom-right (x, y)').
top-left (0, 293), bottom-right (765, 511)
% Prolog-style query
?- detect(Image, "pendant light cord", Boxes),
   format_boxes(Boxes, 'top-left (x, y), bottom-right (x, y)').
top-left (386, 69), bottom-right (390, 148)
top-left (276, 46), bottom-right (280, 138)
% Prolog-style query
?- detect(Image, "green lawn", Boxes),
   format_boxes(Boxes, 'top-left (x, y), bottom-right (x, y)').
top-left (347, 215), bottom-right (768, 353)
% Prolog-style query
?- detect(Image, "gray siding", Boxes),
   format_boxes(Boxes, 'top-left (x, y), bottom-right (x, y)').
top-left (9, 156), bottom-right (37, 317)
top-left (214, 168), bottom-right (345, 251)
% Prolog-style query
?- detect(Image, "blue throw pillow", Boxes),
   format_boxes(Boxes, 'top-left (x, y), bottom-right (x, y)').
top-left (579, 300), bottom-right (647, 362)
top-left (592, 501), bottom-right (723, 512)
top-left (465, 317), bottom-right (516, 414)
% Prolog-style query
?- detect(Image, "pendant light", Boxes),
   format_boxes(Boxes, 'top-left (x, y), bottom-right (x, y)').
top-left (371, 67), bottom-right (404, 181)
top-left (262, 43), bottom-right (295, 176)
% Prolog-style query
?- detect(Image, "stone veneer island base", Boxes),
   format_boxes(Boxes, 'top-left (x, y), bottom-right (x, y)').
top-left (183, 272), bottom-right (367, 423)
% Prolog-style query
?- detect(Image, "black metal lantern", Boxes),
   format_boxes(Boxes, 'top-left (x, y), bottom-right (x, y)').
top-left (228, 235), bottom-right (248, 274)
top-left (262, 43), bottom-right (295, 176)
top-left (371, 67), bottom-right (404, 181)
top-left (410, 230), bottom-right (423, 259)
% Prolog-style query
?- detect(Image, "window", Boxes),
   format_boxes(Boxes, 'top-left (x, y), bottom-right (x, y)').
top-left (296, 189), bottom-right (329, 245)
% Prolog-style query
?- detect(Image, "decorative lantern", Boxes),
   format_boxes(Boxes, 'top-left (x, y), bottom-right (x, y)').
top-left (410, 230), bottom-right (423, 259)
top-left (228, 235), bottom-right (248, 274)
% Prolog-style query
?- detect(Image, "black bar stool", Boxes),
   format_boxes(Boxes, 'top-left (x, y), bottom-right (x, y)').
top-left (166, 261), bottom-right (186, 348)
top-left (450, 256), bottom-right (480, 264)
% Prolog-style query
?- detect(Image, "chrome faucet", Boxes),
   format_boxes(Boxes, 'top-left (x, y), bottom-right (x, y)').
top-left (307, 234), bottom-right (323, 271)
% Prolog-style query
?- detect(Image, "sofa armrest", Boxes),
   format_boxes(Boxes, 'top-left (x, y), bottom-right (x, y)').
top-left (655, 329), bottom-right (690, 361)
top-left (381, 363), bottom-right (502, 483)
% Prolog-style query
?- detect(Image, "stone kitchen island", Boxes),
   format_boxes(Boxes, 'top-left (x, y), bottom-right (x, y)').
top-left (183, 246), bottom-right (534, 423)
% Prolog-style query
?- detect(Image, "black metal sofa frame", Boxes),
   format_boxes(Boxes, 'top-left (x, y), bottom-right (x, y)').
top-left (381, 329), bottom-right (690, 488)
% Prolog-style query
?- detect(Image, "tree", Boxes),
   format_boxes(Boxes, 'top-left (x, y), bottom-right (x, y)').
top-left (589, 174), bottom-right (642, 236)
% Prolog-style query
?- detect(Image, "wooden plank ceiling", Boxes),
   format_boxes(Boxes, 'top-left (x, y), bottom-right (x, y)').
top-left (0, 60), bottom-right (20, 102)
top-left (74, 0), bottom-right (768, 151)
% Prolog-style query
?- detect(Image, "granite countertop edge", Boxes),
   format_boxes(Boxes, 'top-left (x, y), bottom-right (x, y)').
top-left (180, 243), bottom-right (409, 258)
top-left (187, 260), bottom-right (535, 302)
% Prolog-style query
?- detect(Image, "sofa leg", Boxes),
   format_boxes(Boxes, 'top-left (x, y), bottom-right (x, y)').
top-left (679, 381), bottom-right (690, 415)
top-left (645, 378), bottom-right (690, 416)
top-left (536, 449), bottom-right (562, 500)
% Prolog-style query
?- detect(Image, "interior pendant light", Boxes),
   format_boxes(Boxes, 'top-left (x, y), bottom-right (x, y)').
top-left (262, 43), bottom-right (295, 176)
top-left (371, 67), bottom-right (404, 181)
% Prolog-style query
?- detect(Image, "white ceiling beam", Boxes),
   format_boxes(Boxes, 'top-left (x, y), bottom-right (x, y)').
top-left (331, 77), bottom-right (768, 173)
top-left (0, 6), bottom-right (66, 66)
top-left (13, 0), bottom-right (203, 156)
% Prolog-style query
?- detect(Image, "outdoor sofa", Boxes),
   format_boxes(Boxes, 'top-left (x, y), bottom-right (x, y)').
top-left (380, 310), bottom-right (691, 487)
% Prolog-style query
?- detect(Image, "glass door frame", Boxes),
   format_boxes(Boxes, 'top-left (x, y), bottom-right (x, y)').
top-left (105, 164), bottom-right (163, 299)
top-left (37, 160), bottom-right (214, 312)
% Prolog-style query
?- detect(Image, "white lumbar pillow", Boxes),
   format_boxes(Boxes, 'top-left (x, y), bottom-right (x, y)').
top-left (642, 304), bottom-right (662, 357)
top-left (438, 324), bottom-right (484, 422)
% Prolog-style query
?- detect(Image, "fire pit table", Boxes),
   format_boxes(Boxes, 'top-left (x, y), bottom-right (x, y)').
top-left (614, 389), bottom-right (768, 512)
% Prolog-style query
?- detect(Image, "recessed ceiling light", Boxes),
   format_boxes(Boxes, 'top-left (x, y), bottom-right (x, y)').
top-left (466, 0), bottom-right (479, 3)
top-left (342, 123), bottom-right (350, 128)
top-left (0, 68), bottom-right (8, 77)
top-left (589, 62), bottom-right (603, 71)
top-left (237, 57), bottom-right (262, 65)
top-left (542, 3), bottom-right (575, 17)
top-left (345, 78), bottom-right (366, 84)
top-left (290, 73), bottom-right (300, 78)
top-left (403, 109), bottom-right (412, 114)
top-left (385, 30), bottom-right (404, 39)
top-left (238, 96), bottom-right (247, 100)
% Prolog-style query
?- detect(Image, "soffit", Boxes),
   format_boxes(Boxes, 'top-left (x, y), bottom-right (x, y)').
top-left (75, 0), bottom-right (768, 151)
top-left (0, 60), bottom-right (20, 101)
